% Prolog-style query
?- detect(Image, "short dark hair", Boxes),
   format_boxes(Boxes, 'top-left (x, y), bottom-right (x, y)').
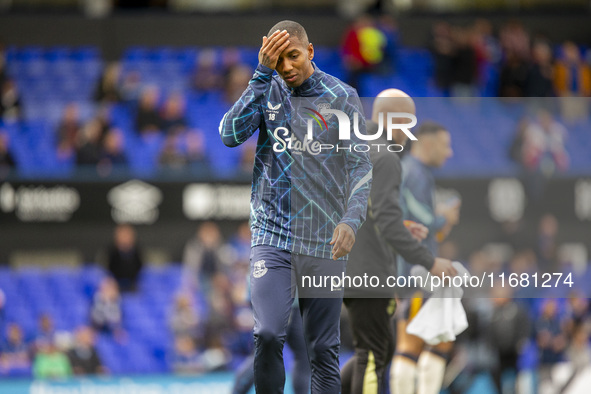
top-left (267, 20), bottom-right (309, 46)
top-left (416, 121), bottom-right (447, 136)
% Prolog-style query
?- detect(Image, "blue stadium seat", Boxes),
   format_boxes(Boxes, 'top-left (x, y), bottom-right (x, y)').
top-left (148, 47), bottom-right (175, 63)
top-left (16, 46), bottom-right (44, 62)
top-left (45, 47), bottom-right (72, 62)
top-left (124, 46), bottom-right (150, 62)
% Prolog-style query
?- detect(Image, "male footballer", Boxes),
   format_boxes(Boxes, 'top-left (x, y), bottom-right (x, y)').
top-left (391, 121), bottom-right (459, 394)
top-left (220, 20), bottom-right (372, 393)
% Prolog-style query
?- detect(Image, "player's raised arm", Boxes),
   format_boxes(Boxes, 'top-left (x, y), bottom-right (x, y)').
top-left (219, 30), bottom-right (290, 147)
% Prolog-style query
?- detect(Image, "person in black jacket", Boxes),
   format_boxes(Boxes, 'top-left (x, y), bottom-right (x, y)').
top-left (107, 224), bottom-right (143, 292)
top-left (67, 326), bottom-right (107, 375)
top-left (341, 89), bottom-right (457, 394)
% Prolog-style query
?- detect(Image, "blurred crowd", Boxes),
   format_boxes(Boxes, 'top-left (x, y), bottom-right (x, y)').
top-left (55, 50), bottom-right (253, 175)
top-left (0, 41), bottom-right (256, 177)
top-left (410, 211), bottom-right (591, 393)
top-left (0, 15), bottom-right (589, 177)
top-left (0, 314), bottom-right (106, 378)
top-left (93, 220), bottom-right (254, 375)
top-left (509, 109), bottom-right (570, 205)
top-left (341, 15), bottom-right (591, 99)
top-left (0, 220), bottom-right (253, 378)
top-left (2, 213), bottom-right (589, 391)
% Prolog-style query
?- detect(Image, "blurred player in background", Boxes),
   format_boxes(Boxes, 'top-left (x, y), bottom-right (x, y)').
top-left (391, 121), bottom-right (458, 394)
top-left (341, 89), bottom-right (457, 394)
top-left (219, 20), bottom-right (372, 393)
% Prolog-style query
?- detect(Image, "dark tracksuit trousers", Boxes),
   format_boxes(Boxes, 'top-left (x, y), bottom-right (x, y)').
top-left (232, 304), bottom-right (311, 394)
top-left (250, 245), bottom-right (345, 394)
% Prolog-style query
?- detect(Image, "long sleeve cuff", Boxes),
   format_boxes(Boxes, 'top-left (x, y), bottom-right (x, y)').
top-left (256, 63), bottom-right (274, 76)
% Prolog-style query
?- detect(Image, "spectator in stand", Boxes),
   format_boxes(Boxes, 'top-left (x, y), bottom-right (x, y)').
top-left (499, 52), bottom-right (530, 97)
top-left (32, 339), bottom-right (72, 379)
top-left (90, 277), bottom-right (124, 338)
top-left (95, 106), bottom-right (113, 140)
top-left (171, 335), bottom-right (202, 374)
top-left (159, 129), bottom-right (207, 170)
top-left (521, 111), bottom-right (569, 202)
top-left (35, 314), bottom-right (56, 347)
top-left (342, 14), bottom-right (387, 89)
top-left (77, 119), bottom-right (104, 166)
top-left (109, 224), bottom-right (144, 292)
top-left (223, 64), bottom-right (252, 104)
top-left (221, 48), bottom-right (252, 101)
top-left (56, 103), bottom-right (81, 160)
top-left (220, 47), bottom-right (241, 73)
top-left (204, 273), bottom-right (235, 345)
top-left (554, 41), bottom-right (591, 122)
top-left (198, 270), bottom-right (234, 373)
top-left (120, 70), bottom-right (142, 104)
top-left (135, 86), bottom-right (162, 135)
top-left (0, 79), bottom-right (21, 122)
top-left (169, 293), bottom-right (200, 340)
top-left (100, 128), bottom-right (126, 167)
top-left (171, 333), bottom-right (230, 375)
top-left (67, 326), bottom-right (106, 375)
top-left (498, 21), bottom-right (531, 98)
top-left (499, 20), bottom-right (530, 62)
top-left (471, 19), bottom-right (501, 81)
top-left (535, 299), bottom-right (569, 392)
top-left (0, 323), bottom-right (30, 376)
top-left (184, 129), bottom-right (208, 168)
top-left (525, 40), bottom-right (555, 98)
top-left (565, 293), bottom-right (590, 335)
top-left (182, 221), bottom-right (229, 292)
top-left (430, 21), bottom-right (455, 95)
top-left (159, 134), bottom-right (186, 169)
top-left (450, 26), bottom-right (478, 96)
top-left (488, 286), bottom-right (531, 394)
top-left (200, 333), bottom-right (231, 372)
top-left (554, 41), bottom-right (591, 97)
top-left (107, 224), bottom-right (143, 292)
top-left (160, 92), bottom-right (188, 135)
top-left (191, 49), bottom-right (223, 93)
top-left (94, 62), bottom-right (122, 104)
